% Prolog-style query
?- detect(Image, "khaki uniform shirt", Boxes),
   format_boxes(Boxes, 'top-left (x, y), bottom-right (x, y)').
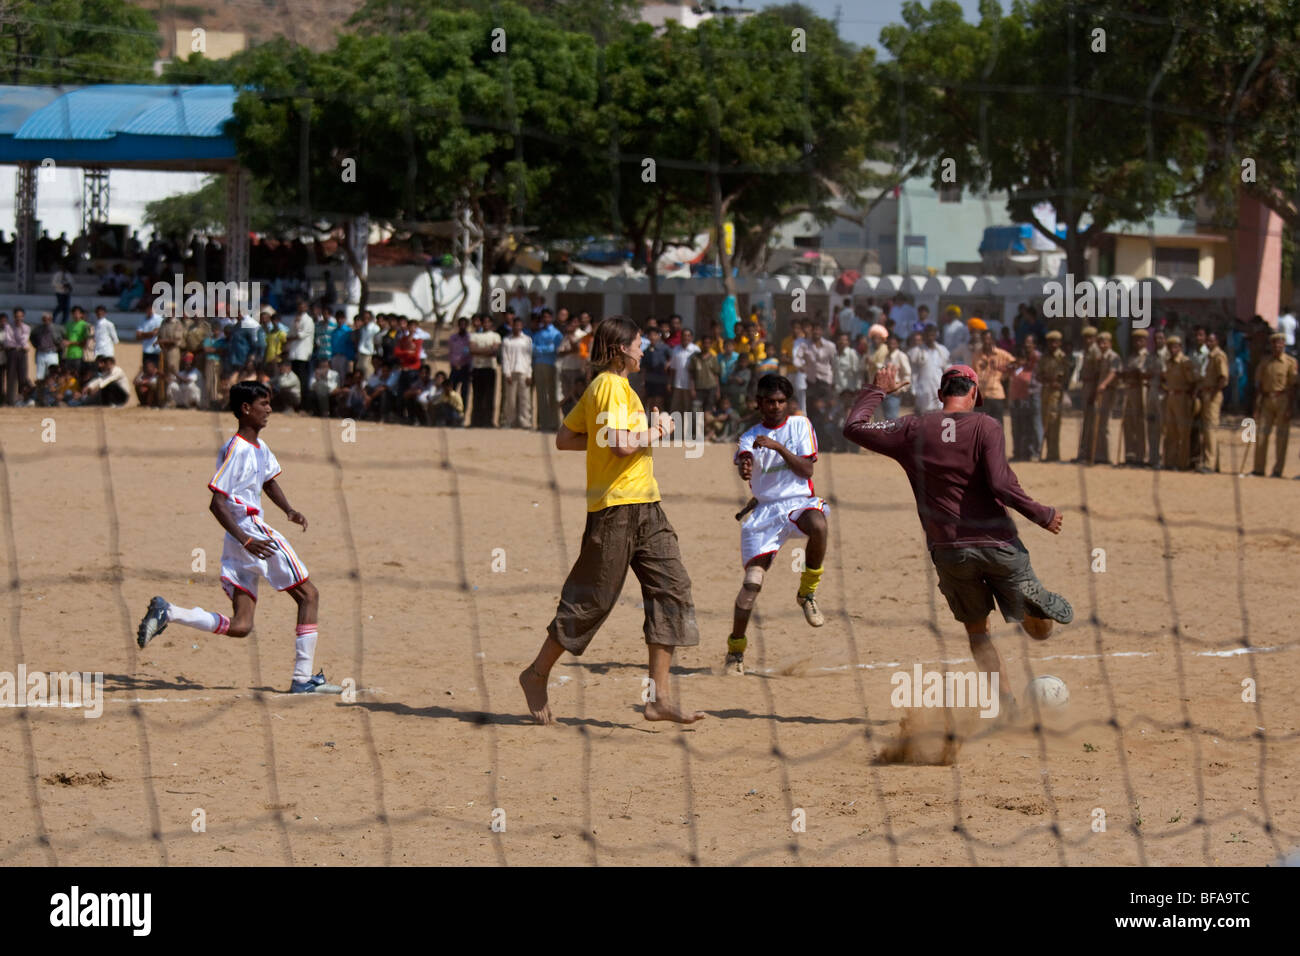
top-left (183, 319), bottom-right (210, 354)
top-left (1255, 354), bottom-right (1298, 396)
top-left (1162, 354), bottom-right (1199, 395)
top-left (1201, 347), bottom-right (1228, 395)
top-left (1036, 348), bottom-right (1070, 390)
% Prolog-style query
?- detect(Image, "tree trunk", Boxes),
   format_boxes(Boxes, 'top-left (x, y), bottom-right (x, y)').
top-left (1065, 229), bottom-right (1088, 282)
top-left (709, 163), bottom-right (737, 298)
top-left (338, 226), bottom-right (369, 314)
top-left (648, 191), bottom-right (666, 312)
top-left (471, 199), bottom-right (495, 316)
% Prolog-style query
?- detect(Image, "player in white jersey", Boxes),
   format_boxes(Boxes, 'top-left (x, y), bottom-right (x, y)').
top-left (726, 373), bottom-right (829, 675)
top-left (135, 381), bottom-right (342, 694)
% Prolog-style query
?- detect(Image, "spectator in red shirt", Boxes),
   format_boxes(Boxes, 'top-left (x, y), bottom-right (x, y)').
top-left (664, 314), bottom-right (684, 348)
top-left (843, 362), bottom-right (1072, 717)
top-left (1008, 338), bottom-right (1042, 461)
top-left (393, 326), bottom-right (420, 394)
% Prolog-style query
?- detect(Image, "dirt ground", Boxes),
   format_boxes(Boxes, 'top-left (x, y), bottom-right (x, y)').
top-left (1, 349), bottom-right (1297, 866)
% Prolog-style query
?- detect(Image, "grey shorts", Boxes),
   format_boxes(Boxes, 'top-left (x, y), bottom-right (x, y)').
top-left (930, 539), bottom-right (1046, 624)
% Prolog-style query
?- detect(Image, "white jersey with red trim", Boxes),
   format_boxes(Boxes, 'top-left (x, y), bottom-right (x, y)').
top-left (208, 434), bottom-right (282, 520)
top-left (735, 414), bottom-right (817, 502)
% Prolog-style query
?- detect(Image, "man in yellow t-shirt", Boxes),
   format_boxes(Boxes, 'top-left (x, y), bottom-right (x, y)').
top-left (519, 316), bottom-right (704, 726)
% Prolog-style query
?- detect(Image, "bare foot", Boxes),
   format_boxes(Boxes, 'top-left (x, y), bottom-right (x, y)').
top-left (644, 698), bottom-right (707, 724)
top-left (519, 665), bottom-right (553, 725)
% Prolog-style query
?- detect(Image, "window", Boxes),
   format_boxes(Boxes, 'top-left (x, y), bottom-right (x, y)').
top-left (1154, 246), bottom-right (1199, 278)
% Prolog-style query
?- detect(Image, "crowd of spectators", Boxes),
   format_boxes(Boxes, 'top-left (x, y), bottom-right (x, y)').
top-left (2, 279), bottom-right (1295, 475)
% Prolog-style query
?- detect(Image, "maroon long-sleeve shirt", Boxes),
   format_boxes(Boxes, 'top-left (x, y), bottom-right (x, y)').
top-left (843, 385), bottom-right (1056, 549)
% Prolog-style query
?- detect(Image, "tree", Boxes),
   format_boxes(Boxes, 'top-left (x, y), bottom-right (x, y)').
top-left (597, 10), bottom-right (879, 308)
top-left (880, 0), bottom-right (1202, 278)
top-left (602, 22), bottom-right (711, 303)
top-left (1156, 0), bottom-right (1300, 293)
top-left (686, 13), bottom-right (878, 289)
top-left (143, 174), bottom-right (281, 246)
top-left (0, 0), bottom-right (158, 85)
top-left (344, 1), bottom-right (605, 310)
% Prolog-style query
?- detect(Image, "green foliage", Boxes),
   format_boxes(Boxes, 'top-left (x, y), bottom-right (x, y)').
top-left (0, 0), bottom-right (159, 84)
top-left (161, 51), bottom-right (240, 86)
top-left (1151, 0), bottom-right (1300, 231)
top-left (601, 11), bottom-right (879, 271)
top-left (142, 175), bottom-right (280, 243)
top-left (879, 0), bottom-right (1203, 272)
top-left (142, 177), bottom-right (226, 242)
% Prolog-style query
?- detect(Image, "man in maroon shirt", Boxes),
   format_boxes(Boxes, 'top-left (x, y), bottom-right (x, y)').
top-left (844, 362), bottom-right (1072, 713)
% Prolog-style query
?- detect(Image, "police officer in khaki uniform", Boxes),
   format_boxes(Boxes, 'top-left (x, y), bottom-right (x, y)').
top-left (1121, 328), bottom-right (1149, 465)
top-left (1091, 331), bottom-right (1121, 463)
top-left (1037, 330), bottom-right (1069, 461)
top-left (182, 316), bottom-right (212, 409)
top-left (1074, 326), bottom-right (1100, 461)
top-left (1197, 331), bottom-right (1229, 473)
top-left (1146, 329), bottom-right (1168, 467)
top-left (157, 307), bottom-right (185, 406)
top-left (1252, 333), bottom-right (1298, 477)
top-left (1161, 335), bottom-right (1199, 470)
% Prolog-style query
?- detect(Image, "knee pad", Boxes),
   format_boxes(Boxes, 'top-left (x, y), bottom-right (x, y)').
top-left (735, 565), bottom-right (765, 610)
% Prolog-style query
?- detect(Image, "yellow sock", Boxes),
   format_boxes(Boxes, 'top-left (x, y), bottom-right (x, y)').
top-left (727, 634), bottom-right (747, 655)
top-left (798, 566), bottom-right (823, 598)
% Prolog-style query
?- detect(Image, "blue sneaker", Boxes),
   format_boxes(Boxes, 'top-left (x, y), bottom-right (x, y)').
top-left (290, 670), bottom-right (344, 695)
top-left (137, 596), bottom-right (169, 649)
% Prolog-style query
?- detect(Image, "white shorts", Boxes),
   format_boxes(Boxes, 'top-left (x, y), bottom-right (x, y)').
top-left (740, 496), bottom-right (827, 567)
top-left (220, 517), bottom-right (309, 600)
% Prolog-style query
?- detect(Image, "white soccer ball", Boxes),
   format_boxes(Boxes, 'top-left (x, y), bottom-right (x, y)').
top-left (1026, 675), bottom-right (1069, 708)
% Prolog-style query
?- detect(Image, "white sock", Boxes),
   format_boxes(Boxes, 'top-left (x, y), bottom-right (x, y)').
top-left (166, 602), bottom-right (229, 634)
top-left (294, 625), bottom-right (318, 683)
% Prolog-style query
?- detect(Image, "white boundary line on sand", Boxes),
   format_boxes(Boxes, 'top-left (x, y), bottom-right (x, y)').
top-left (749, 644), bottom-right (1286, 676)
top-left (13, 647), bottom-right (1282, 707)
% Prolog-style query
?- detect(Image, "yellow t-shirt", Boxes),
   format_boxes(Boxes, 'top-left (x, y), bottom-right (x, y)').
top-left (565, 372), bottom-right (661, 512)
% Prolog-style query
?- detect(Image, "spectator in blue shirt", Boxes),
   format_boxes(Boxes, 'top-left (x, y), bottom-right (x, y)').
top-left (331, 316), bottom-right (357, 378)
top-left (313, 306), bottom-right (336, 363)
top-left (718, 337), bottom-right (739, 384)
top-left (641, 327), bottom-right (672, 409)
top-left (528, 308), bottom-right (564, 430)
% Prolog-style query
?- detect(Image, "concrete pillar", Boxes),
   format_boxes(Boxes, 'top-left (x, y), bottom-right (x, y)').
top-left (1236, 189), bottom-right (1284, 325)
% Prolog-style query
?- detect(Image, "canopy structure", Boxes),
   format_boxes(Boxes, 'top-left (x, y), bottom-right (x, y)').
top-left (0, 84), bottom-right (248, 292)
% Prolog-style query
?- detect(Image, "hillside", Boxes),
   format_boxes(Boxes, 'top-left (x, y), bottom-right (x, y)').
top-left (130, 0), bottom-right (363, 57)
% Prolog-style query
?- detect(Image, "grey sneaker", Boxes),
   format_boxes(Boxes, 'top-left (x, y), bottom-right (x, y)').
top-left (1020, 581), bottom-right (1073, 625)
top-left (290, 671), bottom-right (344, 694)
top-left (137, 596), bottom-right (169, 649)
top-left (723, 652), bottom-right (745, 676)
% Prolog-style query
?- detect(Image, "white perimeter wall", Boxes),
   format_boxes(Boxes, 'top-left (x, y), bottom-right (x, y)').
top-left (0, 167), bottom-right (208, 240)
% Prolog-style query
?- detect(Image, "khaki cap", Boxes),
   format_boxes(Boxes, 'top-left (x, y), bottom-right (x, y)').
top-left (1044, 330), bottom-right (1063, 340)
top-left (1270, 332), bottom-right (1286, 343)
top-left (1131, 328), bottom-right (1149, 338)
top-left (1166, 334), bottom-right (1182, 345)
top-left (1081, 326), bottom-right (1098, 336)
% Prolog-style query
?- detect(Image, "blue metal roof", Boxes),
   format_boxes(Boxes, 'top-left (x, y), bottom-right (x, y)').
top-left (0, 84), bottom-right (237, 167)
top-left (0, 86), bottom-right (65, 136)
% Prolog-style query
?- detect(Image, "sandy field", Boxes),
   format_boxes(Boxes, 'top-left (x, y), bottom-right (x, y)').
top-left (1, 350), bottom-right (1297, 866)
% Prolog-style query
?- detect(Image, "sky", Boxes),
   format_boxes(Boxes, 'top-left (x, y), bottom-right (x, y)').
top-left (753, 0), bottom-right (985, 50)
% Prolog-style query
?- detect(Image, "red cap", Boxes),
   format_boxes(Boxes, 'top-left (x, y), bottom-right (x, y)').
top-left (941, 364), bottom-right (983, 405)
